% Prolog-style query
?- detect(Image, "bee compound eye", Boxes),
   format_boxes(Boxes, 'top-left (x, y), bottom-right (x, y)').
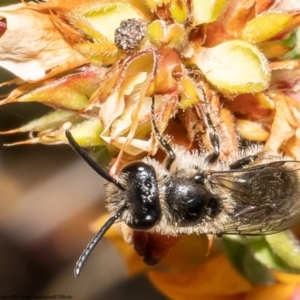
top-left (121, 162), bottom-right (161, 230)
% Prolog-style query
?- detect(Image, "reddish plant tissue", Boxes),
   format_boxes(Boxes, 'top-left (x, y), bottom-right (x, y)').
top-left (133, 231), bottom-right (180, 265)
top-left (0, 18), bottom-right (6, 38)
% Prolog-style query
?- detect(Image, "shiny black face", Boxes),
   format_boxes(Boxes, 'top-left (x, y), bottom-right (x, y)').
top-left (165, 176), bottom-right (221, 226)
top-left (120, 161), bottom-right (222, 229)
top-left (121, 162), bottom-right (161, 230)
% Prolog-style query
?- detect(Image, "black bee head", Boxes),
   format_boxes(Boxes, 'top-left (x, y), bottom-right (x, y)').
top-left (121, 162), bottom-right (161, 230)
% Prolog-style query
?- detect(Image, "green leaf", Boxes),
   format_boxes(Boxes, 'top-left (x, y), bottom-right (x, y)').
top-left (248, 236), bottom-right (289, 271)
top-left (224, 232), bottom-right (300, 278)
top-left (222, 236), bottom-right (274, 285)
top-left (266, 231), bottom-right (300, 273)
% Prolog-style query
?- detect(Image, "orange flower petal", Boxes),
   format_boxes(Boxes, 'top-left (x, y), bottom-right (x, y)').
top-left (259, 41), bottom-right (292, 59)
top-left (148, 254), bottom-right (252, 300)
top-left (160, 235), bottom-right (209, 273)
top-left (245, 283), bottom-right (296, 300)
top-left (274, 271), bottom-right (300, 285)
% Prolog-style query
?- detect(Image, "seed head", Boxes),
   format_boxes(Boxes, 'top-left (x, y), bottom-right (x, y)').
top-left (115, 19), bottom-right (147, 51)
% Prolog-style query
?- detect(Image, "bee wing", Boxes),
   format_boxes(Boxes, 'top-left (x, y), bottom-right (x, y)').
top-left (208, 161), bottom-right (300, 235)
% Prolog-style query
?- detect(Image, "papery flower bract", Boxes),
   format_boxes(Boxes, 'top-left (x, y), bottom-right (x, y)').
top-left (0, 3), bottom-right (87, 81)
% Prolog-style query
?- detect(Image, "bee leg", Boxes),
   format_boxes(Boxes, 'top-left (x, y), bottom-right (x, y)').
top-left (204, 112), bottom-right (220, 164)
top-left (199, 87), bottom-right (220, 164)
top-left (151, 96), bottom-right (176, 171)
top-left (229, 154), bottom-right (260, 170)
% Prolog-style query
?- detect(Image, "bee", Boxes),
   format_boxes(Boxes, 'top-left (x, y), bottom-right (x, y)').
top-left (66, 96), bottom-right (300, 277)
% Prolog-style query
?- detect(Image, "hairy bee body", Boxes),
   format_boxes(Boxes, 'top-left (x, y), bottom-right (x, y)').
top-left (107, 145), bottom-right (300, 237)
top-left (66, 95), bottom-right (300, 276)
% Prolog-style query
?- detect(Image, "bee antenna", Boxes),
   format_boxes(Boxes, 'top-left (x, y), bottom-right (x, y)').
top-left (65, 130), bottom-right (125, 191)
top-left (151, 96), bottom-right (176, 170)
top-left (74, 206), bottom-right (126, 277)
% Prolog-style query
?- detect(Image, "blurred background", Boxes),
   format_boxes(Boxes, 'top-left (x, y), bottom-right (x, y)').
top-left (0, 1), bottom-right (166, 299)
